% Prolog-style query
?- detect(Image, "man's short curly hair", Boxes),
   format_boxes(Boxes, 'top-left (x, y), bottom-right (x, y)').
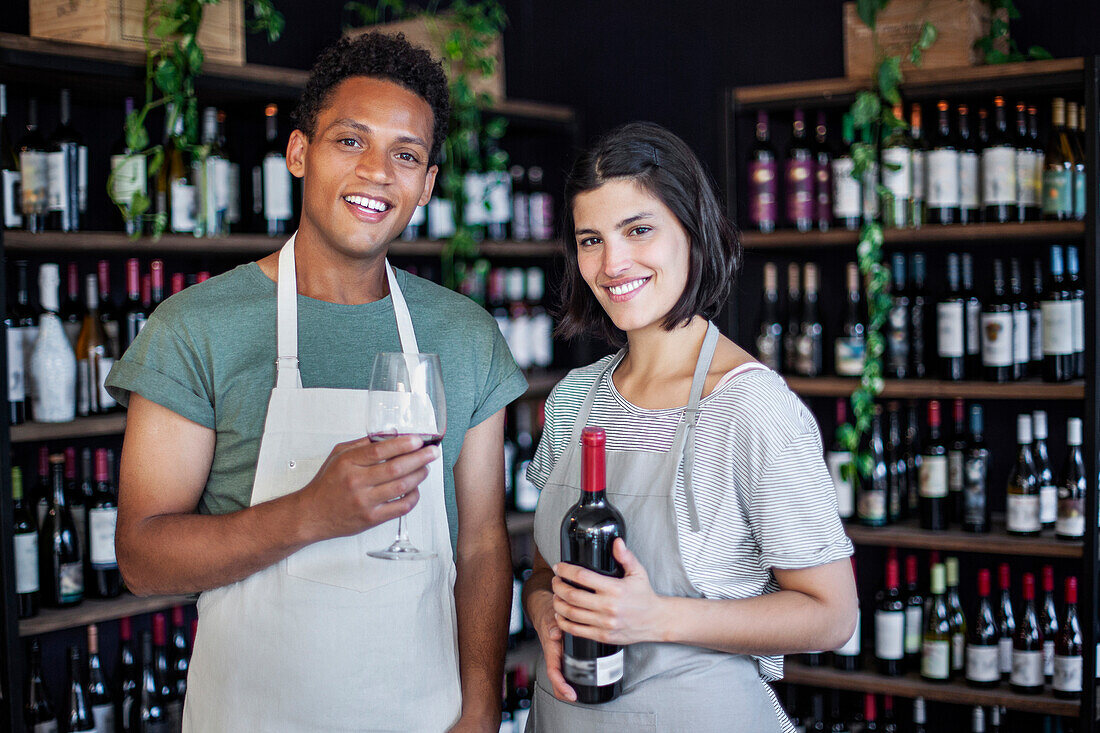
top-left (291, 32), bottom-right (451, 165)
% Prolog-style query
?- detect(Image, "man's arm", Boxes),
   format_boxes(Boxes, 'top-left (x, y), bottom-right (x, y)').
top-left (116, 394), bottom-right (438, 595)
top-left (449, 407), bottom-right (511, 732)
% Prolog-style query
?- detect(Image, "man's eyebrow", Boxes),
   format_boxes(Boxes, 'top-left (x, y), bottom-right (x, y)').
top-left (326, 118), bottom-right (428, 148)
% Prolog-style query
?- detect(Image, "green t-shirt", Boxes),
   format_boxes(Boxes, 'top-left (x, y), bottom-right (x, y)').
top-left (105, 262), bottom-right (528, 550)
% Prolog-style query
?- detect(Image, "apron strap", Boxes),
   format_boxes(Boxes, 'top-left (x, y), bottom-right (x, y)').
top-left (562, 349), bottom-right (626, 463)
top-left (676, 321), bottom-right (720, 533)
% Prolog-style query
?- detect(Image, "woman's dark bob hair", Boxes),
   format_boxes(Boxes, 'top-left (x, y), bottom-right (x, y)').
top-left (556, 121), bottom-right (741, 347)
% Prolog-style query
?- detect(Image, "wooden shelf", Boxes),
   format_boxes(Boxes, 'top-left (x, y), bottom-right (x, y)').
top-left (11, 413), bottom-right (127, 443)
top-left (783, 660), bottom-right (1080, 716)
top-left (784, 377), bottom-right (1085, 401)
top-left (733, 58), bottom-right (1085, 109)
top-left (20, 593), bottom-right (195, 637)
top-left (741, 221), bottom-right (1086, 249)
top-left (846, 516), bottom-right (1082, 558)
top-left (3, 231), bottom-right (560, 258)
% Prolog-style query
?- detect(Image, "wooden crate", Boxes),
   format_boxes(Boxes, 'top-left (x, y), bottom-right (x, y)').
top-left (347, 13), bottom-right (504, 102)
top-left (843, 0), bottom-right (1006, 79)
top-left (29, 0), bottom-right (245, 65)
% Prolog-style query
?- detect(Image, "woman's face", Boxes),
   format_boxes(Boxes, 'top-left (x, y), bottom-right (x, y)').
top-left (572, 178), bottom-right (691, 336)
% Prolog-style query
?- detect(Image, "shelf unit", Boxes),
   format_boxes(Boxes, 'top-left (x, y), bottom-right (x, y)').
top-left (724, 57), bottom-right (1100, 729)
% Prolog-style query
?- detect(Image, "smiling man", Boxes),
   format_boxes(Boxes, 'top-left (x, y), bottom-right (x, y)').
top-left (105, 33), bottom-right (526, 732)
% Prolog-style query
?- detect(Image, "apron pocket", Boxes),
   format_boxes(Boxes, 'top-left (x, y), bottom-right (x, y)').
top-left (531, 678), bottom-right (656, 733)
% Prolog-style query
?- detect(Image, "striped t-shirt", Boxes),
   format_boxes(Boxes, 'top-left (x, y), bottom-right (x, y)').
top-left (527, 356), bottom-right (854, 685)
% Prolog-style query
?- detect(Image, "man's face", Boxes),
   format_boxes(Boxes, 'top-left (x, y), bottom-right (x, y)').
top-left (288, 76), bottom-right (438, 259)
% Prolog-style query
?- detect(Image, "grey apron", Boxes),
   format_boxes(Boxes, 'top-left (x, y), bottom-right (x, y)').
top-left (529, 322), bottom-right (789, 733)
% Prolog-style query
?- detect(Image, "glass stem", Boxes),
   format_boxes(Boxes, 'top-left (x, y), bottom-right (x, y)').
top-left (395, 514), bottom-right (409, 544)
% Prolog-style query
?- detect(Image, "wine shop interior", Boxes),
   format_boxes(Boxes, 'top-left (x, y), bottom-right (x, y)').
top-left (2, 1), bottom-right (1100, 731)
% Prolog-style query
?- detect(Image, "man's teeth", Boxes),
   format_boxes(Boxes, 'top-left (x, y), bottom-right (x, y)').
top-left (609, 278), bottom-right (648, 296)
top-left (344, 195), bottom-right (389, 212)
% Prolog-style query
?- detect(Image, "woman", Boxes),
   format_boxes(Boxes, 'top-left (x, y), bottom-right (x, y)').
top-left (521, 122), bottom-right (857, 732)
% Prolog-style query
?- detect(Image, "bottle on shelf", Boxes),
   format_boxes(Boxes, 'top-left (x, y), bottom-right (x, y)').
top-left (7, 259), bottom-right (37, 424)
top-left (957, 104), bottom-right (980, 224)
top-left (66, 647), bottom-right (97, 732)
top-left (504, 267), bottom-right (531, 371)
top-left (482, 141), bottom-right (512, 241)
top-left (1066, 101), bottom-right (1086, 222)
top-left (909, 253), bottom-right (928, 378)
top-left (826, 398), bottom-right (854, 522)
top-left (875, 555), bottom-right (905, 676)
top-left (119, 616), bottom-right (140, 732)
top-left (812, 111), bottom-right (832, 232)
top-left (123, 258), bottom-right (147, 353)
top-left (260, 103), bottom-right (293, 237)
top-left (0, 83), bottom-right (22, 229)
top-left (903, 554), bottom-right (923, 672)
top-left (153, 613), bottom-right (182, 728)
top-left (1030, 410), bottom-right (1057, 528)
top-left (1008, 258), bottom-right (1030, 381)
top-left (560, 427), bottom-right (625, 703)
top-left (885, 253), bottom-right (910, 379)
top-left (962, 404), bottom-right (990, 533)
top-left (944, 557), bottom-right (967, 677)
top-left (198, 106), bottom-right (230, 237)
top-left (926, 100), bottom-right (958, 225)
top-left (509, 165), bottom-right (529, 240)
top-left (784, 262), bottom-right (801, 374)
top-left (859, 124), bottom-right (880, 223)
top-left (960, 253), bottom-right (982, 377)
top-left (857, 404), bottom-right (887, 527)
top-left (109, 97), bottom-right (148, 236)
top-left (919, 400), bottom-right (948, 531)
top-left (12, 466), bottom-right (40, 618)
top-left (946, 399), bottom-right (967, 524)
top-left (832, 113), bottom-right (861, 231)
top-left (835, 262), bottom-right (865, 377)
top-left (971, 706), bottom-right (986, 733)
top-left (47, 88), bottom-right (88, 233)
top-left (30, 262), bottom-right (78, 422)
top-left (87, 624), bottom-right (115, 733)
top-left (159, 104), bottom-right (198, 236)
top-left (1006, 413), bottom-right (1041, 536)
top-left (527, 165), bottom-right (554, 241)
top-left (1011, 571), bottom-right (1044, 694)
top-left (885, 402), bottom-right (908, 523)
top-left (34, 445), bottom-right (50, 527)
top-left (216, 109), bottom-right (241, 228)
top-left (904, 401), bottom-right (922, 517)
top-left (1042, 98), bottom-right (1075, 220)
top-left (1057, 417), bottom-right (1085, 540)
top-left (1028, 258), bottom-right (1044, 377)
top-left (1014, 101), bottom-right (1042, 221)
top-left (140, 629), bottom-right (170, 732)
top-left (756, 262), bottom-right (783, 371)
top-left (18, 97), bottom-right (49, 233)
top-left (795, 263), bottom-right (823, 376)
top-left (982, 96), bottom-right (1017, 223)
top-left (1040, 245), bottom-right (1074, 382)
top-left (150, 259), bottom-right (165, 310)
top-left (921, 562), bottom-right (952, 681)
top-left (980, 259), bottom-right (1013, 383)
top-left (1053, 576), bottom-right (1082, 699)
top-left (461, 131), bottom-right (486, 241)
top-left (526, 268), bottom-right (553, 370)
top-left (783, 109), bottom-right (814, 232)
top-left (1065, 245), bottom-right (1085, 379)
top-left (880, 103), bottom-right (912, 229)
top-left (65, 447), bottom-right (85, 559)
top-left (966, 567), bottom-right (1000, 688)
top-left (61, 262), bottom-right (84, 348)
top-left (40, 451), bottom-right (83, 607)
top-left (936, 253), bottom-right (966, 381)
top-left (25, 638), bottom-right (58, 731)
top-left (77, 273), bottom-right (117, 416)
top-left (834, 556), bottom-right (862, 672)
top-left (908, 102), bottom-right (928, 227)
top-left (1039, 564), bottom-right (1059, 683)
top-left (996, 563), bottom-right (1016, 681)
top-left (170, 605), bottom-right (190, 706)
top-left (87, 447), bottom-right (121, 599)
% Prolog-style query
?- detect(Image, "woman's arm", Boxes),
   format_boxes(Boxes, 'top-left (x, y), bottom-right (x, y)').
top-left (551, 540), bottom-right (857, 655)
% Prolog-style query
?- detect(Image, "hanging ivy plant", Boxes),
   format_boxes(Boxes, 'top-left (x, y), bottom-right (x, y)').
top-left (973, 0), bottom-right (1051, 64)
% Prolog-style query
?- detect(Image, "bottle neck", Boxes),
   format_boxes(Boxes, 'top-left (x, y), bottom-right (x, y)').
top-left (51, 462), bottom-right (66, 507)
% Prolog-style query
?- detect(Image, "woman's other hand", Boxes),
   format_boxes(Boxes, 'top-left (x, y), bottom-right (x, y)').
top-left (526, 585), bottom-right (577, 702)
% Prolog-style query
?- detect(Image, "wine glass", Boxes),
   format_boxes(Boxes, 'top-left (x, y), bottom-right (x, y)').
top-left (366, 352), bottom-right (446, 560)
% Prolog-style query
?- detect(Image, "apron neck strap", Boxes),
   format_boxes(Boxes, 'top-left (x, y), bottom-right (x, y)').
top-left (567, 348), bottom-right (626, 448)
top-left (275, 233), bottom-right (419, 389)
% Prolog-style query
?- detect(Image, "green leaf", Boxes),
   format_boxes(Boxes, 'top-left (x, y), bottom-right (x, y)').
top-left (877, 56), bottom-right (903, 103)
top-left (916, 21), bottom-right (937, 51)
top-left (1027, 45), bottom-right (1053, 60)
top-left (131, 190), bottom-right (151, 217)
top-left (154, 58), bottom-right (180, 95)
top-left (155, 17), bottom-right (184, 37)
top-left (856, 0), bottom-right (883, 29)
top-left (851, 92), bottom-right (881, 128)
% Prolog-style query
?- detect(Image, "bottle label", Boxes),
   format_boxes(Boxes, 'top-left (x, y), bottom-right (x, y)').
top-left (1039, 483), bottom-right (1058, 525)
top-left (784, 159), bottom-right (814, 222)
top-left (887, 300), bottom-right (909, 372)
top-left (227, 161), bottom-right (241, 223)
top-left (980, 311), bottom-right (1014, 367)
top-left (509, 578), bottom-right (524, 635)
top-left (905, 604), bottom-right (923, 655)
top-left (948, 450), bottom-right (964, 493)
top-left (756, 332), bottom-right (781, 372)
top-left (857, 481), bottom-right (886, 523)
top-left (1042, 169), bottom-right (1073, 216)
top-left (14, 530), bottom-right (38, 594)
top-left (834, 337), bottom-right (865, 376)
top-left (531, 312), bottom-right (554, 368)
top-left (919, 455), bottom-right (948, 498)
top-left (169, 179), bottom-right (197, 232)
top-left (966, 301), bottom-right (981, 356)
top-left (59, 560), bottom-right (83, 602)
top-left (262, 156), bottom-right (293, 221)
top-left (749, 160), bottom-right (778, 226)
top-left (7, 326), bottom-right (25, 402)
top-left (959, 152), bottom-right (980, 208)
top-left (1071, 298), bottom-right (1084, 354)
top-left (835, 610), bottom-right (861, 657)
top-left (1011, 649), bottom-right (1044, 687)
top-left (825, 451), bottom-right (854, 518)
top-left (514, 459), bottom-right (540, 513)
top-left (981, 146), bottom-right (1016, 205)
top-left (831, 157), bottom-right (860, 218)
top-left (564, 648), bottom-right (624, 687)
top-left (19, 150), bottom-right (48, 214)
top-left (815, 158), bottom-right (831, 222)
top-left (966, 643), bottom-right (1000, 683)
top-left (1041, 300), bottom-right (1074, 356)
top-left (1074, 168), bottom-right (1086, 219)
top-left (428, 197), bottom-right (456, 239)
top-left (92, 702), bottom-right (115, 733)
top-left (874, 609), bottom-right (904, 660)
top-left (97, 356), bottom-right (116, 411)
top-left (999, 636), bottom-right (1014, 674)
top-left (911, 150), bottom-right (925, 202)
top-left (952, 632), bottom-right (966, 671)
top-left (861, 162), bottom-right (880, 219)
top-left (1006, 493), bottom-right (1041, 532)
top-left (2, 169), bottom-right (22, 227)
top-left (1030, 308), bottom-right (1043, 362)
top-left (463, 172), bottom-right (486, 225)
top-left (483, 170), bottom-right (513, 225)
top-left (1015, 151), bottom-right (1042, 206)
top-left (1054, 654), bottom-right (1083, 692)
top-left (936, 301), bottom-right (965, 357)
top-left (46, 149), bottom-right (67, 211)
top-left (1043, 639), bottom-right (1055, 677)
top-left (926, 149), bottom-right (960, 207)
top-left (881, 147), bottom-right (912, 198)
top-left (512, 192), bottom-right (530, 240)
top-left (964, 454), bottom-right (988, 526)
top-left (529, 192), bottom-right (554, 240)
top-left (109, 154), bottom-right (147, 202)
top-left (1013, 309), bottom-right (1029, 366)
top-left (89, 506), bottom-right (118, 567)
top-left (1057, 493), bottom-right (1085, 537)
top-left (921, 639), bottom-right (951, 679)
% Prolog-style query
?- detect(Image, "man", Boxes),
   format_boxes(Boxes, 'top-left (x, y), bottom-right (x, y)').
top-left (106, 32), bottom-right (526, 732)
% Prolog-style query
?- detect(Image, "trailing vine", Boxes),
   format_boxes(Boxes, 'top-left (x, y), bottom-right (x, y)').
top-left (973, 0), bottom-right (1051, 64)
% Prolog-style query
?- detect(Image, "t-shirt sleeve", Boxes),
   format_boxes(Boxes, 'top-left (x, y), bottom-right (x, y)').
top-left (526, 386), bottom-right (561, 491)
top-left (748, 429), bottom-right (854, 571)
top-left (468, 321), bottom-right (528, 428)
top-left (105, 313), bottom-right (216, 429)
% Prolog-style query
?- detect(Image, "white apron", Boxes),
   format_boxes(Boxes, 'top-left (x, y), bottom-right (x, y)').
top-left (184, 234), bottom-right (462, 732)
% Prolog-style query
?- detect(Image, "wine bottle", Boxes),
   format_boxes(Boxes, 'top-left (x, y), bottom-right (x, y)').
top-left (87, 624), bottom-right (115, 733)
top-left (785, 109), bottom-right (814, 232)
top-left (1006, 414), bottom-right (1041, 536)
top-left (261, 103), bottom-right (293, 236)
top-left (862, 694), bottom-right (879, 732)
top-left (921, 563), bottom-right (951, 681)
top-left (1065, 245), bottom-right (1085, 379)
top-left (881, 103), bottom-right (912, 229)
top-left (784, 262), bottom-right (801, 373)
top-left (756, 262), bottom-right (783, 371)
top-left (903, 554), bottom-right (923, 672)
top-left (47, 88), bottom-right (87, 232)
top-left (812, 111), bottom-right (832, 231)
top-left (1009, 259), bottom-right (1029, 381)
top-left (77, 274), bottom-right (116, 416)
top-left (1057, 417), bottom-right (1085, 540)
top-left (885, 253), bottom-right (910, 379)
top-left (971, 706), bottom-right (986, 733)
top-left (152, 613), bottom-right (182, 728)
top-left (60, 262), bottom-right (83, 348)
top-left (909, 102), bottom-right (928, 227)
top-left (860, 125), bottom-right (880, 223)
top-left (1030, 410), bottom-right (1057, 528)
top-left (1040, 565), bottom-right (1059, 683)
top-left (26, 638), bottom-right (58, 732)
top-left (119, 617), bottom-right (140, 732)
top-left (30, 263), bottom-right (78, 422)
top-left (881, 694), bottom-right (898, 733)
top-left (834, 556), bottom-right (861, 671)
top-left (919, 401), bottom-right (948, 531)
top-left (946, 399), bottom-right (967, 524)
top-left (150, 259), bottom-right (165, 310)
top-left (109, 97), bottom-right (148, 236)
top-left (65, 645), bottom-right (95, 731)
top-left (159, 104), bottom-right (197, 236)
top-left (198, 106), bottom-right (229, 237)
top-left (0, 83), bottom-right (22, 229)
top-left (527, 165), bottom-right (554, 241)
top-left (989, 705), bottom-right (1003, 733)
top-left (962, 404), bottom-right (990, 533)
top-left (87, 448), bottom-right (121, 599)
top-left (35, 445), bottom-right (50, 527)
top-left (832, 113), bottom-right (861, 230)
top-left (904, 401), bottom-right (922, 517)
top-left (825, 398), bottom-right (854, 521)
top-left (1040, 245), bottom-right (1074, 382)
top-left (996, 563), bottom-right (1016, 680)
top-left (1014, 101), bottom-right (1041, 221)
top-left (1066, 101), bottom-right (1086, 222)
top-left (18, 97), bottom-right (49, 233)
top-left (809, 692), bottom-right (826, 732)
top-left (957, 104), bottom-right (980, 224)
top-left (875, 556), bottom-right (906, 676)
top-left (526, 268), bottom-right (553, 370)
top-left (65, 447), bottom-right (85, 559)
top-left (6, 259), bottom-right (36, 424)
top-left (96, 261), bottom-right (121, 361)
top-left (936, 254), bottom-right (966, 380)
top-left (509, 165), bottom-right (529, 241)
top-left (835, 262), bottom-right (865, 377)
top-left (909, 253), bottom-right (928, 378)
top-left (39, 452), bottom-right (82, 607)
top-left (560, 427), bottom-right (626, 703)
top-left (885, 402), bottom-right (907, 523)
top-left (512, 405), bottom-right (539, 513)
top-left (1042, 98), bottom-right (1075, 220)
top-left (926, 100), bottom-right (958, 224)
top-left (1011, 572), bottom-right (1044, 694)
top-left (216, 109), bottom-right (241, 227)
top-left (982, 96), bottom-right (1017, 222)
top-left (12, 466), bottom-right (40, 618)
top-left (966, 568), bottom-right (1000, 688)
top-left (140, 630), bottom-right (170, 732)
top-left (1053, 576), bottom-right (1082, 698)
top-left (122, 258), bottom-right (147, 353)
top-left (826, 689), bottom-right (850, 732)
top-left (944, 557), bottom-right (968, 677)
top-left (795, 263), bottom-right (823, 377)
top-left (980, 259), bottom-right (1013, 383)
top-left (748, 111), bottom-right (778, 233)
top-left (857, 405), bottom-right (888, 527)
top-left (170, 606), bottom-right (190, 705)
top-left (1029, 258), bottom-right (1044, 377)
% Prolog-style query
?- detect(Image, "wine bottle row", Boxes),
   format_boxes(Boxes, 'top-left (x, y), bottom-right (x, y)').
top-left (504, 402), bottom-right (545, 513)
top-left (746, 95), bottom-right (1089, 233)
top-left (757, 246), bottom-right (1085, 382)
top-left (25, 610), bottom-right (193, 733)
top-left (498, 666), bottom-right (534, 733)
